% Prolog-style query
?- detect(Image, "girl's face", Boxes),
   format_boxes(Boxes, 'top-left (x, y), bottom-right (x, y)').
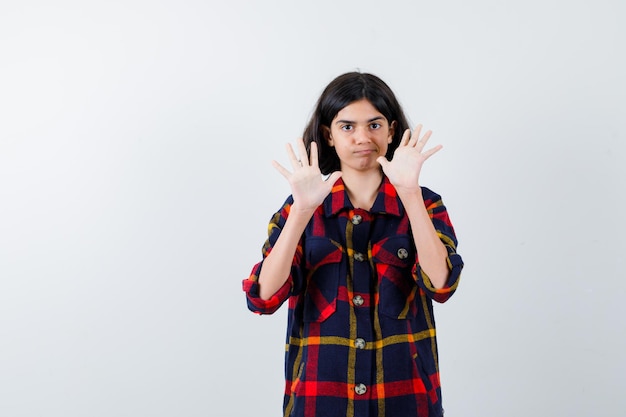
top-left (325, 99), bottom-right (395, 173)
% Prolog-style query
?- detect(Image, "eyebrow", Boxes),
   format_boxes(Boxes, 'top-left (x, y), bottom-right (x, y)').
top-left (335, 116), bottom-right (386, 125)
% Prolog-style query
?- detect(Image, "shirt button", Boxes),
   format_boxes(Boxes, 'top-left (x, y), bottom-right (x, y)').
top-left (353, 252), bottom-right (365, 262)
top-left (352, 295), bottom-right (364, 306)
top-left (351, 214), bottom-right (362, 225)
top-left (397, 248), bottom-right (409, 259)
top-left (354, 383), bottom-right (367, 395)
top-left (354, 338), bottom-right (366, 349)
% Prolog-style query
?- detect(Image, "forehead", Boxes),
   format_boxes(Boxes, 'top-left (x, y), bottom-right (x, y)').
top-left (333, 99), bottom-right (386, 123)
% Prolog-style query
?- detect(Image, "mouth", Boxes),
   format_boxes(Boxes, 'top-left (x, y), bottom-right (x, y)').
top-left (353, 149), bottom-right (377, 156)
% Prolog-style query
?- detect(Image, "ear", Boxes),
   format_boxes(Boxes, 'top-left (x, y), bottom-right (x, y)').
top-left (388, 121), bottom-right (397, 143)
top-left (323, 126), bottom-right (334, 147)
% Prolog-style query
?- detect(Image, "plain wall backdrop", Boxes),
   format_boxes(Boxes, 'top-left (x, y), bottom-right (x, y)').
top-left (1, 0), bottom-right (624, 416)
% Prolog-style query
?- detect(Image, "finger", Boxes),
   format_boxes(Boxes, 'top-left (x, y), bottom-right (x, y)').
top-left (376, 156), bottom-right (390, 171)
top-left (272, 160), bottom-right (292, 179)
top-left (418, 130), bottom-right (433, 147)
top-left (421, 144), bottom-right (443, 160)
top-left (309, 141), bottom-right (319, 168)
top-left (286, 143), bottom-right (301, 169)
top-left (326, 170), bottom-right (342, 185)
top-left (400, 129), bottom-right (411, 146)
top-left (409, 124), bottom-right (422, 147)
top-left (296, 138), bottom-right (310, 167)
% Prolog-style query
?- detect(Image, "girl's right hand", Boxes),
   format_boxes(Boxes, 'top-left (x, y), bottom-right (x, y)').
top-left (272, 139), bottom-right (342, 213)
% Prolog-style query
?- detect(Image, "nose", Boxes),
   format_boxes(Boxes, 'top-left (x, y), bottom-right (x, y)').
top-left (353, 126), bottom-right (371, 144)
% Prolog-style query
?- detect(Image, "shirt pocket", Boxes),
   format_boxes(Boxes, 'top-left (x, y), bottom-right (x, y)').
top-left (372, 234), bottom-right (417, 319)
top-left (303, 237), bottom-right (343, 323)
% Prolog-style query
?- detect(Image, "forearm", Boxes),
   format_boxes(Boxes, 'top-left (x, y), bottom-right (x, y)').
top-left (258, 206), bottom-right (314, 300)
top-left (397, 188), bottom-right (450, 289)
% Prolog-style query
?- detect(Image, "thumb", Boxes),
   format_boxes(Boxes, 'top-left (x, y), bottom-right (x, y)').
top-left (326, 171), bottom-right (342, 185)
top-left (377, 156), bottom-right (389, 171)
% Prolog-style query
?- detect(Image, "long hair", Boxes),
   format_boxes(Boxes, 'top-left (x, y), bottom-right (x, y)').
top-left (303, 72), bottom-right (410, 175)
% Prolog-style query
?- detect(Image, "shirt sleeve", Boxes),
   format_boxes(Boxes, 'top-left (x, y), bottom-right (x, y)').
top-left (242, 197), bottom-right (304, 315)
top-left (413, 187), bottom-right (464, 303)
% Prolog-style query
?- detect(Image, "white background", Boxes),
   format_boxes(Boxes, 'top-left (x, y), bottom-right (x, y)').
top-left (1, 1), bottom-right (624, 416)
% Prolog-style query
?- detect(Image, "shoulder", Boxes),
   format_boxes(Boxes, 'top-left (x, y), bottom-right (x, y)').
top-left (419, 185), bottom-right (439, 197)
top-left (420, 185), bottom-right (442, 201)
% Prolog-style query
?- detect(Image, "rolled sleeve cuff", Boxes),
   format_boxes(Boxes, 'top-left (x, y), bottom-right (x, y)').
top-left (414, 252), bottom-right (464, 303)
top-left (242, 264), bottom-right (293, 315)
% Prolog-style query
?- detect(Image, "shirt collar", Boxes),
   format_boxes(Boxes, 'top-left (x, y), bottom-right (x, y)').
top-left (323, 176), bottom-right (403, 217)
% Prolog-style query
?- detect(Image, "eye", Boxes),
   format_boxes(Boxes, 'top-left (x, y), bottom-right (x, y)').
top-left (341, 124), bottom-right (353, 131)
top-left (370, 122), bottom-right (381, 129)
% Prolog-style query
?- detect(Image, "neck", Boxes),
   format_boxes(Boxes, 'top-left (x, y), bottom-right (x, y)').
top-left (341, 168), bottom-right (383, 210)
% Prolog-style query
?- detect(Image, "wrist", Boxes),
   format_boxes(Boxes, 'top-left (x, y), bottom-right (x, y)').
top-left (288, 203), bottom-right (318, 218)
top-left (395, 185), bottom-right (423, 202)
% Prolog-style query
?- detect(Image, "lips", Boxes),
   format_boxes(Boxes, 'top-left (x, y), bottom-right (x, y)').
top-left (353, 149), bottom-right (376, 156)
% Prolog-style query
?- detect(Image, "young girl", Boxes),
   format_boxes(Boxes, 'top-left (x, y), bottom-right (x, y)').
top-left (242, 72), bottom-right (464, 417)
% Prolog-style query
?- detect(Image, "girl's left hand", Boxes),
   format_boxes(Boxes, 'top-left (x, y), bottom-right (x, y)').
top-left (377, 124), bottom-right (442, 193)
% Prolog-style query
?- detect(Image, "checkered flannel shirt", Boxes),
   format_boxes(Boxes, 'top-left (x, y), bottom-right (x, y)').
top-left (243, 176), bottom-right (464, 417)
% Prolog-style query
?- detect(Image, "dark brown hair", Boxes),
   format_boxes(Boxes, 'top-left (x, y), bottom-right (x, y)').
top-left (303, 72), bottom-right (410, 174)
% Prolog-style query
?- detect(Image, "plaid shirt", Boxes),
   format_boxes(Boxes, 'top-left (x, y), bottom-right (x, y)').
top-left (243, 177), bottom-right (463, 417)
